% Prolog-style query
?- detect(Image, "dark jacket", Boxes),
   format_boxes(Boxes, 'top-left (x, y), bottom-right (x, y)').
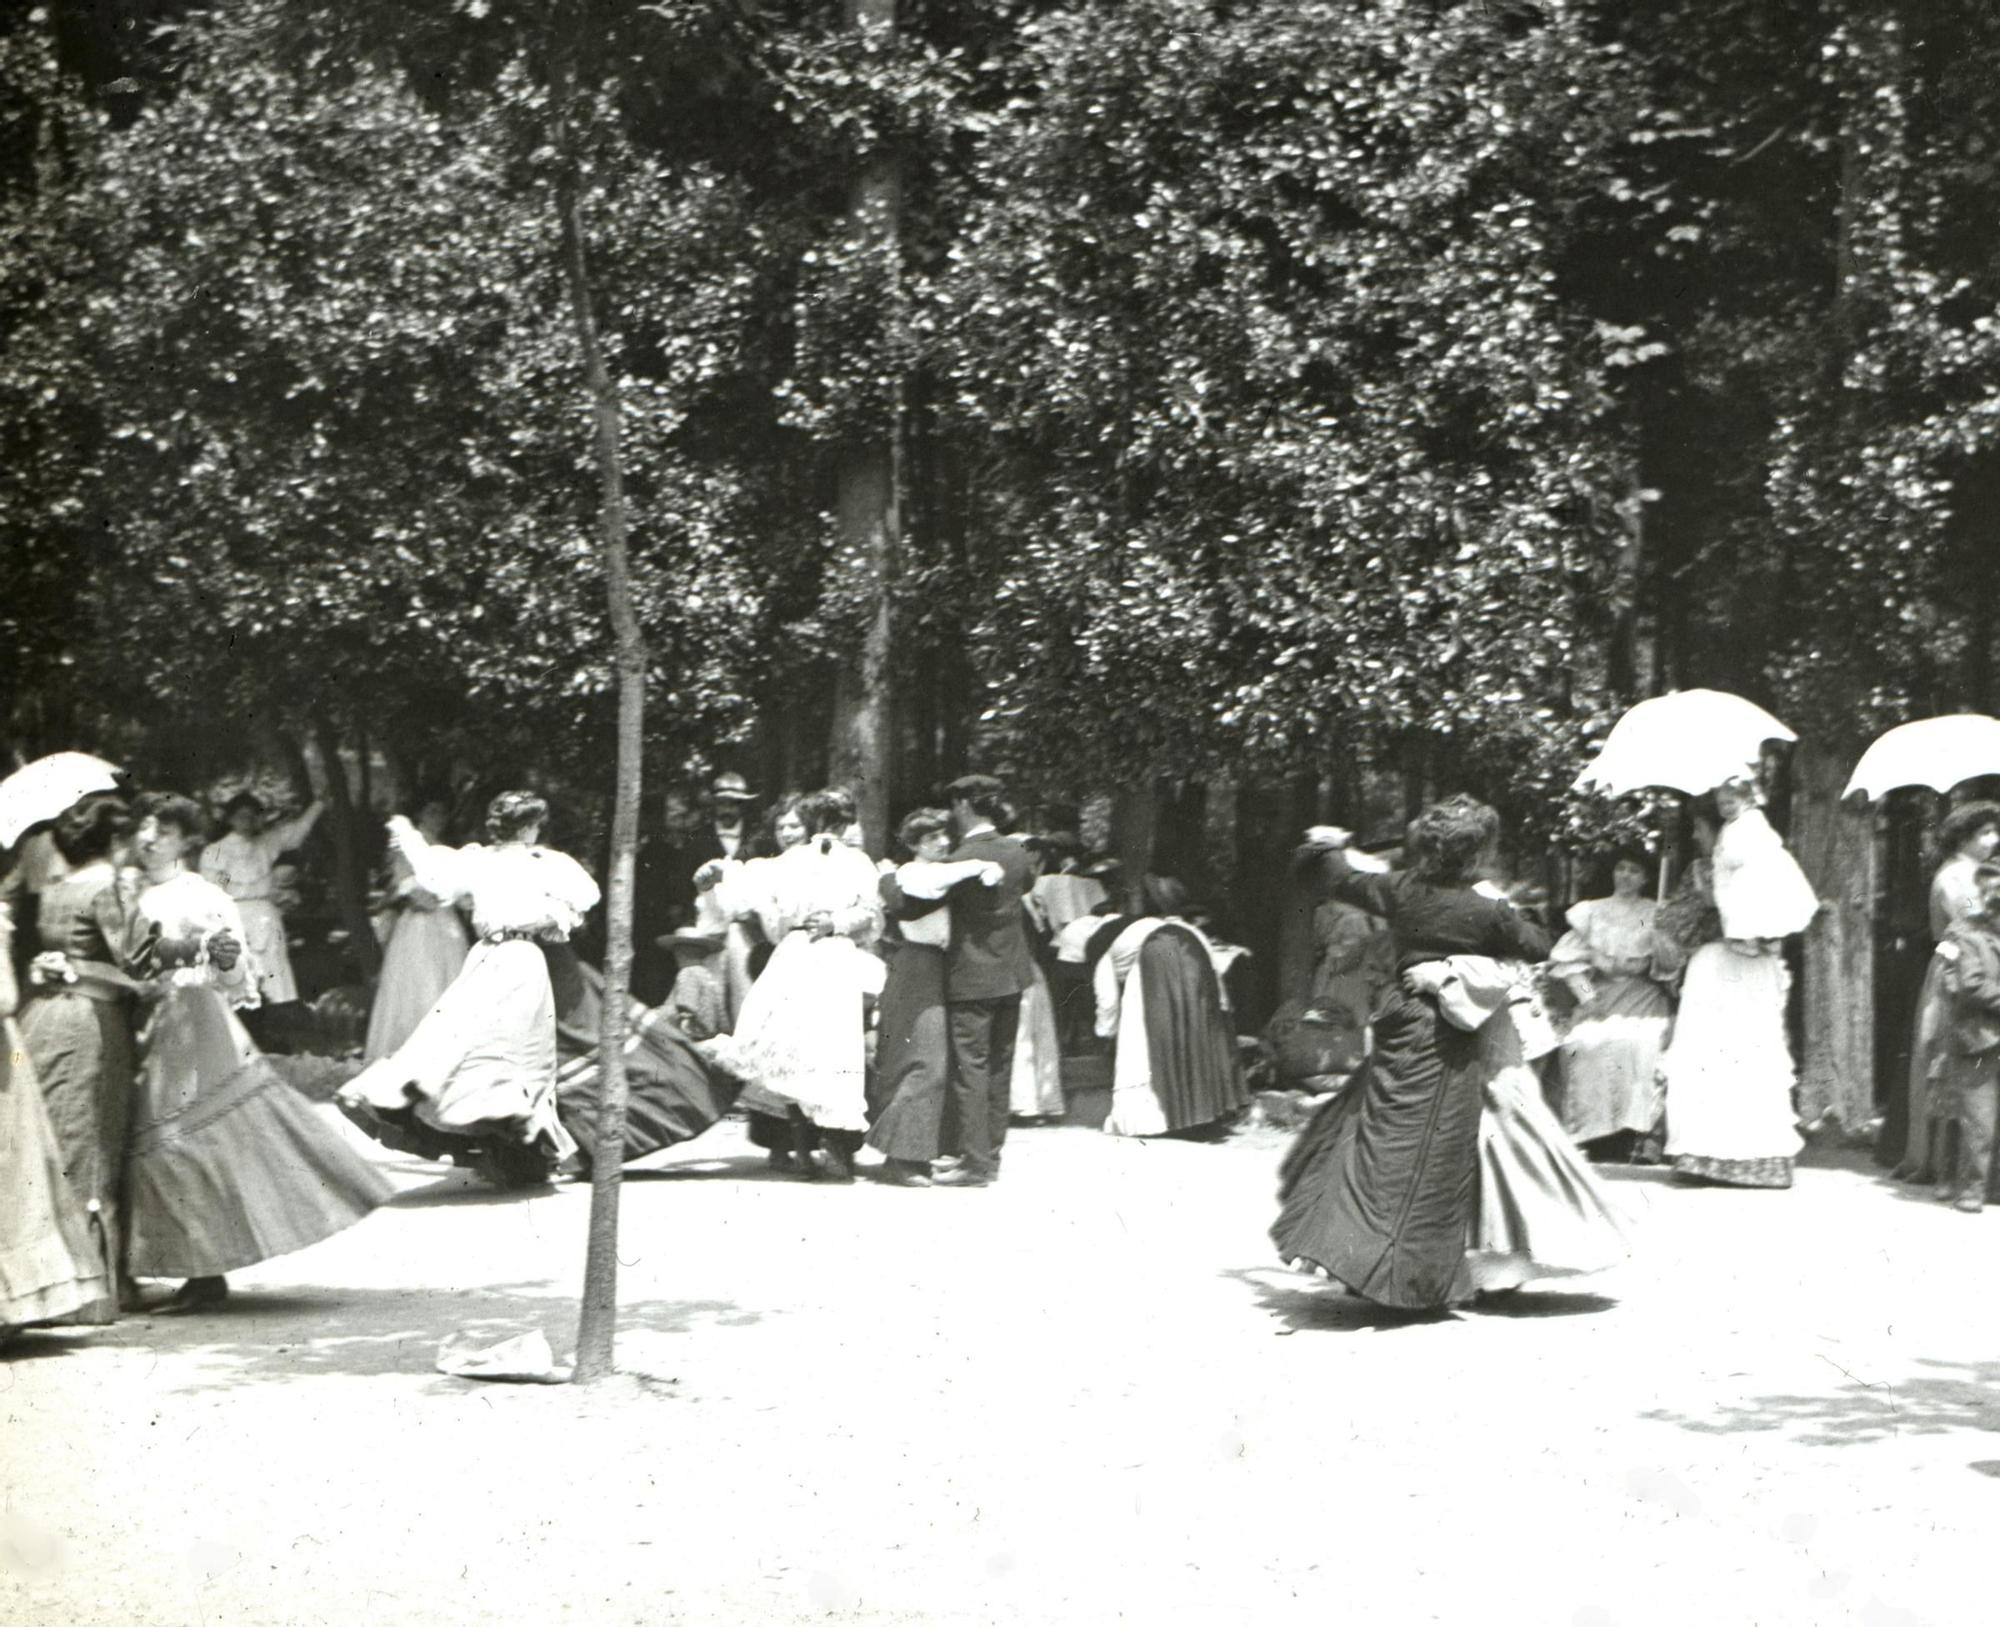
top-left (1941, 915), bottom-right (2000, 1057)
top-left (941, 830), bottom-right (1037, 1002)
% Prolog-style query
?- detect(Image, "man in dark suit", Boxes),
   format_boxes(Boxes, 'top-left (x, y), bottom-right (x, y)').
top-left (933, 774), bottom-right (1037, 1187)
top-left (631, 773), bottom-right (758, 1005)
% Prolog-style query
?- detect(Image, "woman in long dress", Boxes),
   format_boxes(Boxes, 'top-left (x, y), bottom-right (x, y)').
top-left (118, 794), bottom-right (393, 1311)
top-left (1, 899), bottom-right (109, 1338)
top-left (1273, 797), bottom-right (1551, 1313)
top-left (338, 791), bottom-right (600, 1188)
top-left (1409, 953), bottom-right (1632, 1298)
top-left (1658, 781), bottom-right (1820, 1189)
top-left (1550, 851), bottom-right (1674, 1158)
top-left (867, 808), bottom-right (1002, 1185)
top-left (16, 797), bottom-right (148, 1321)
top-left (1894, 801), bottom-right (2000, 1183)
top-left (198, 791), bottom-right (324, 1007)
top-left (363, 798), bottom-right (470, 1061)
top-left (1095, 874), bottom-right (1249, 1137)
top-left (697, 794), bottom-right (808, 1167)
top-left (710, 791), bottom-right (885, 1181)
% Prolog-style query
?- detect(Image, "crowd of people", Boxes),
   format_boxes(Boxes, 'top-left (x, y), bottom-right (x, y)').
top-left (6, 753), bottom-right (2000, 1339)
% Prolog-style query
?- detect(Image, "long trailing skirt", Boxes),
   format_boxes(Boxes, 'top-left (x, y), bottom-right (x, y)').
top-left (1558, 974), bottom-right (1672, 1145)
top-left (545, 947), bottom-right (745, 1171)
top-left (1, 1016), bottom-right (109, 1327)
top-left (341, 937), bottom-right (578, 1173)
top-left (364, 903), bottom-right (469, 1061)
top-left (867, 940), bottom-right (951, 1163)
top-left (729, 931), bottom-right (881, 1135)
top-left (1272, 986), bottom-right (1483, 1311)
top-left (1009, 962), bottom-right (1066, 1119)
top-left (1461, 1032), bottom-right (1633, 1295)
top-left (1108, 925), bottom-right (1248, 1137)
top-left (1896, 951), bottom-right (1951, 1176)
top-left (126, 984), bottom-right (391, 1277)
top-left (18, 986), bottom-right (135, 1319)
top-left (1661, 942), bottom-right (1801, 1189)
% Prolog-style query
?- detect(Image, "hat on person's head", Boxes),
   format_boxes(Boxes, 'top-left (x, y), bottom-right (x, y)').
top-left (657, 925), bottom-right (726, 954)
top-left (1079, 856), bottom-right (1123, 881)
top-left (711, 772), bottom-right (757, 804)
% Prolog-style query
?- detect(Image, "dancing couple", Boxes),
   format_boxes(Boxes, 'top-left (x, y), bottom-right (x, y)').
top-left (1273, 796), bottom-right (1632, 1316)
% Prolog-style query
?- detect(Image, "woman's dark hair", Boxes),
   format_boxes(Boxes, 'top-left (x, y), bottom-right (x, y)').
top-left (897, 807), bottom-right (951, 854)
top-left (222, 791), bottom-right (266, 820)
top-left (1140, 873), bottom-right (1191, 918)
top-left (1592, 846), bottom-right (1654, 893)
top-left (485, 790), bottom-right (548, 843)
top-left (797, 790), bottom-right (849, 839)
top-left (52, 795), bottom-right (134, 865)
top-left (1939, 800), bottom-right (2000, 860)
top-left (134, 791), bottom-right (208, 843)
top-left (944, 773), bottom-right (1007, 822)
top-left (1406, 794), bottom-right (1500, 885)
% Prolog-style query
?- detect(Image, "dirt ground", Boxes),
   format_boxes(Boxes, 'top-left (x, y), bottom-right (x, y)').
top-left (4, 1107), bottom-right (1998, 1627)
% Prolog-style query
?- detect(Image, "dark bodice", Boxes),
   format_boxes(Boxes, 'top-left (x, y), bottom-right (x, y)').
top-left (1298, 849), bottom-right (1549, 972)
top-left (33, 870), bottom-right (143, 966)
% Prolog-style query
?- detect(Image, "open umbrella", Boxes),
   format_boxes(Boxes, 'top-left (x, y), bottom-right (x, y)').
top-left (0, 751), bottom-right (124, 849)
top-left (1572, 689), bottom-right (1798, 799)
top-left (1842, 714), bottom-right (2000, 801)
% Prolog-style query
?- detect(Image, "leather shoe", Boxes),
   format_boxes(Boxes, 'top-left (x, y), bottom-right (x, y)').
top-left (931, 1167), bottom-right (992, 1188)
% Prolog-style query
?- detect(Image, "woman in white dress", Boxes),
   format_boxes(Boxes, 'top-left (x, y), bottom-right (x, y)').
top-left (363, 798), bottom-right (470, 1061)
top-left (338, 791), bottom-right (600, 1188)
top-left (706, 791), bottom-right (884, 1181)
top-left (123, 795), bottom-right (392, 1313)
top-left (1658, 780), bottom-right (1821, 1189)
top-left (198, 791), bottom-right (324, 1006)
top-left (1549, 851), bottom-right (1674, 1158)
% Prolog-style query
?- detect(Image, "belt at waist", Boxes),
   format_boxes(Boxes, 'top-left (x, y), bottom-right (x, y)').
top-left (482, 928), bottom-right (561, 945)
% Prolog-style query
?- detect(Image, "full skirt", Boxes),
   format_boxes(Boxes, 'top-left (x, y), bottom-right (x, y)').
top-left (547, 948), bottom-right (745, 1170)
top-left (364, 905), bottom-right (469, 1061)
top-left (1661, 943), bottom-right (1801, 1188)
top-left (1, 1018), bottom-right (109, 1327)
top-left (729, 932), bottom-right (882, 1134)
top-left (1461, 1059), bottom-right (1634, 1294)
top-left (1107, 925), bottom-right (1248, 1137)
top-left (126, 986), bottom-right (392, 1277)
top-left (341, 938), bottom-right (578, 1174)
top-left (867, 942), bottom-right (951, 1163)
top-left (1559, 976), bottom-right (1672, 1144)
top-left (1895, 953), bottom-right (1951, 1177)
top-left (1272, 988), bottom-right (1484, 1310)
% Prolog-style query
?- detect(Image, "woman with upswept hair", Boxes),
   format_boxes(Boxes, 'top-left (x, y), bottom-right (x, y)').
top-left (1273, 795), bottom-right (1551, 1313)
top-left (338, 790), bottom-right (600, 1188)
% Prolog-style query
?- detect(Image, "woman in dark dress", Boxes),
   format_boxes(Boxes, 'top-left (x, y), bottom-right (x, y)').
top-left (17, 798), bottom-right (150, 1320)
top-left (1272, 797), bottom-right (1550, 1313)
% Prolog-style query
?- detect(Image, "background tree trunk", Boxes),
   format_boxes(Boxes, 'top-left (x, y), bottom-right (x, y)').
top-left (307, 710), bottom-right (382, 981)
top-left (1791, 743), bottom-right (1877, 1138)
top-left (825, 0), bottom-right (902, 853)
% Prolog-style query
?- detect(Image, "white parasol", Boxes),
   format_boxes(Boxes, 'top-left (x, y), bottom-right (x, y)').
top-left (0, 752), bottom-right (124, 849)
top-left (1572, 689), bottom-right (1798, 799)
top-left (1842, 714), bottom-right (2000, 801)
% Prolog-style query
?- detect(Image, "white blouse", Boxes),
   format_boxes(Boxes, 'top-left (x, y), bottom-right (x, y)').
top-left (388, 816), bottom-right (600, 941)
top-left (137, 869), bottom-right (257, 1007)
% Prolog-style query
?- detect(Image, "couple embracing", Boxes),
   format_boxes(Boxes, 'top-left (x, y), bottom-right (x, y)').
top-left (869, 775), bottom-right (1036, 1188)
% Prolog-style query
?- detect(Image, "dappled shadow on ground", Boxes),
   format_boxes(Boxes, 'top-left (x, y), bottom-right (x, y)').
top-left (2, 1283), bottom-right (767, 1397)
top-left (1642, 1357), bottom-right (2000, 1447)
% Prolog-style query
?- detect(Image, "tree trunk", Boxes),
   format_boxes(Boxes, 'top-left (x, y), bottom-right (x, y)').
top-left (1791, 744), bottom-right (1877, 1138)
top-left (825, 0), bottom-right (903, 854)
top-left (307, 711), bottom-right (382, 981)
top-left (554, 78), bottom-right (645, 1386)
top-left (1110, 783), bottom-right (1157, 903)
